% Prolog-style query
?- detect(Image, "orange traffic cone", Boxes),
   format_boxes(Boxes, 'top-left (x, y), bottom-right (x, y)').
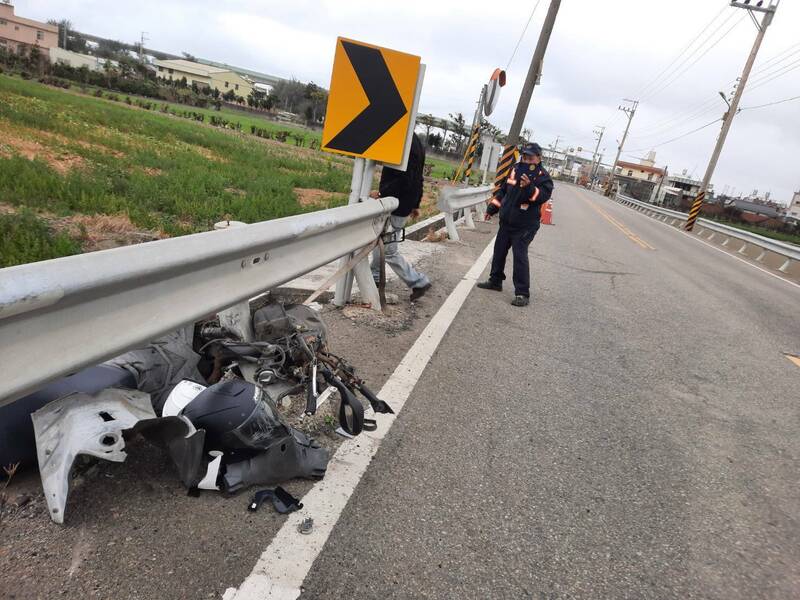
top-left (540, 200), bottom-right (553, 225)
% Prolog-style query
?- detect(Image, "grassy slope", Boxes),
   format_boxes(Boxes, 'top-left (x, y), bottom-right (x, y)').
top-left (0, 75), bottom-right (464, 266)
top-left (0, 74), bottom-right (351, 237)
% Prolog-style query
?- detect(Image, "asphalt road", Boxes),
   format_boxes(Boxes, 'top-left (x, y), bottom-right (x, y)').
top-left (300, 184), bottom-right (800, 599)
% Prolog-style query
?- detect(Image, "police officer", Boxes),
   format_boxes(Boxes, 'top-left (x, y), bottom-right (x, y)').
top-left (478, 142), bottom-right (554, 306)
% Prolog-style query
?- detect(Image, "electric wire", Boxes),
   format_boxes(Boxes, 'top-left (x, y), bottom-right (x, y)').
top-left (640, 12), bottom-right (745, 103)
top-left (745, 56), bottom-right (800, 91)
top-left (739, 94), bottom-right (800, 111)
top-left (505, 0), bottom-right (542, 71)
top-left (626, 118), bottom-right (723, 154)
top-left (601, 3), bottom-right (729, 132)
top-left (633, 42), bottom-right (800, 136)
top-left (635, 3), bottom-right (729, 100)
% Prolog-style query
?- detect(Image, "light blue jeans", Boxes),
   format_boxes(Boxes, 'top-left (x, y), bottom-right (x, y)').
top-left (371, 215), bottom-right (431, 290)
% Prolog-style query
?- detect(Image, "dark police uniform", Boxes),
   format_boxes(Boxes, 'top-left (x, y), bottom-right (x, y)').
top-left (487, 160), bottom-right (554, 298)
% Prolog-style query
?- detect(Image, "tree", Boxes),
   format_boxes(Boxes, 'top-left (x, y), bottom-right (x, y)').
top-left (521, 128), bottom-right (532, 144)
top-left (46, 18), bottom-right (73, 49)
top-left (418, 114), bottom-right (436, 146)
top-left (481, 121), bottom-right (504, 142)
top-left (427, 132), bottom-right (443, 150)
top-left (260, 95), bottom-right (276, 111)
top-left (448, 112), bottom-right (468, 155)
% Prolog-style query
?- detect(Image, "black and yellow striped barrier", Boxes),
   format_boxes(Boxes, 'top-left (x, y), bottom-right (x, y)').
top-left (452, 125), bottom-right (480, 183)
top-left (685, 191), bottom-right (705, 231)
top-left (462, 127), bottom-right (481, 181)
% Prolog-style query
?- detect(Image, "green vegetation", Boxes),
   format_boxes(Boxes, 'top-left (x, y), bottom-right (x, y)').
top-left (704, 217), bottom-right (800, 246)
top-left (0, 209), bottom-right (81, 267)
top-left (0, 74), bottom-right (351, 243)
top-left (76, 83), bottom-right (323, 146)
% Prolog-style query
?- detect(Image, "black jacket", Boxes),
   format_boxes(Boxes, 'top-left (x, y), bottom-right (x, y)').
top-left (495, 162), bottom-right (554, 229)
top-left (379, 134), bottom-right (426, 217)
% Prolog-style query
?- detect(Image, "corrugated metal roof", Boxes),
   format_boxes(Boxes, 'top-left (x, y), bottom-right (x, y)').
top-left (153, 59), bottom-right (228, 76)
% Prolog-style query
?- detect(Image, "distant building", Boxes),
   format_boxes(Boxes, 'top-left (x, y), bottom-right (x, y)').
top-left (153, 58), bottom-right (254, 97)
top-left (0, 2), bottom-right (58, 53)
top-left (787, 191), bottom-right (800, 223)
top-left (614, 151), bottom-right (666, 201)
top-left (728, 198), bottom-right (782, 220)
top-left (49, 46), bottom-right (115, 71)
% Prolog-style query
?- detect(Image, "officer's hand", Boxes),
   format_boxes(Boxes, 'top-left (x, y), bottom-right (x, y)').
top-left (369, 190), bottom-right (380, 199)
top-left (520, 174), bottom-right (531, 187)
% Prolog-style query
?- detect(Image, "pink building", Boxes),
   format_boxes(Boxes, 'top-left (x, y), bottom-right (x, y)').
top-left (0, 2), bottom-right (58, 54)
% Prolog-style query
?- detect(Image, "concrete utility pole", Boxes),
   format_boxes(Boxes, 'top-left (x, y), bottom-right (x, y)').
top-left (605, 98), bottom-right (638, 196)
top-left (139, 32), bottom-right (148, 64)
top-left (506, 0), bottom-right (562, 146)
top-left (589, 125), bottom-right (605, 185)
top-left (685, 0), bottom-right (779, 231)
top-left (492, 0), bottom-right (561, 194)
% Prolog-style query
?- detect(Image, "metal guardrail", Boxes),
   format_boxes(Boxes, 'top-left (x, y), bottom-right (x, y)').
top-left (614, 193), bottom-right (800, 273)
top-left (437, 184), bottom-right (494, 241)
top-left (0, 198), bottom-right (398, 407)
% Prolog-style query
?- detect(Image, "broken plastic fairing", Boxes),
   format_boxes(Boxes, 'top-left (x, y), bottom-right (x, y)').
top-left (32, 388), bottom-right (205, 523)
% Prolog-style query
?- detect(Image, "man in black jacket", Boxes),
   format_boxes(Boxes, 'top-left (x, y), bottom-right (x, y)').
top-left (370, 133), bottom-right (432, 301)
top-left (478, 142), bottom-right (554, 306)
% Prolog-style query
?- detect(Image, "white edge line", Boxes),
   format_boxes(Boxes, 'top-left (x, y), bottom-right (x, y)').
top-left (598, 192), bottom-right (800, 293)
top-left (226, 235), bottom-right (498, 600)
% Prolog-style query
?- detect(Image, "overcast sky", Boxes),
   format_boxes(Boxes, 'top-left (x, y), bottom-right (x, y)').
top-left (22, 0), bottom-right (800, 203)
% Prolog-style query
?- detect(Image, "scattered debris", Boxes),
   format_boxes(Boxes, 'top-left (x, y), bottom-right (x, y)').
top-left (298, 517), bottom-right (314, 535)
top-left (423, 226), bottom-right (447, 243)
top-left (247, 486), bottom-right (303, 514)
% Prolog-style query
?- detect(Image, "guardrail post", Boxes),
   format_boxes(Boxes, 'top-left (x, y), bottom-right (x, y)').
top-left (474, 200), bottom-right (486, 221)
top-left (464, 207), bottom-right (475, 229)
top-left (333, 159), bottom-right (384, 311)
top-left (444, 211), bottom-right (460, 241)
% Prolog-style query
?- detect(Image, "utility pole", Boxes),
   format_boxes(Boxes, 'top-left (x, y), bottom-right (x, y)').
top-left (139, 32), bottom-right (148, 64)
top-left (605, 98), bottom-right (638, 196)
top-left (493, 0), bottom-right (561, 193)
top-left (589, 125), bottom-right (605, 186)
top-left (548, 135), bottom-right (561, 170)
top-left (685, 0), bottom-right (779, 231)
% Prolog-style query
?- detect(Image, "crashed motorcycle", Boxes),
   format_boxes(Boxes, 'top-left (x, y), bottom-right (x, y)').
top-left (1, 302), bottom-right (392, 524)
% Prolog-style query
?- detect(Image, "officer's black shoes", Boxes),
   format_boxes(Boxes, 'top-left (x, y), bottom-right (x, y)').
top-left (511, 295), bottom-right (530, 307)
top-left (410, 282), bottom-right (432, 301)
top-left (477, 280), bottom-right (502, 292)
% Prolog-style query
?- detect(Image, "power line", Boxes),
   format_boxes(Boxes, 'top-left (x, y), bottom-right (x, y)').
top-left (506, 0), bottom-right (542, 70)
top-left (635, 3), bottom-right (729, 100)
top-left (740, 94), bottom-right (800, 111)
top-left (633, 40), bottom-right (800, 136)
top-left (601, 3), bottom-right (728, 130)
top-left (752, 40), bottom-right (800, 72)
top-left (745, 56), bottom-right (800, 91)
top-left (626, 118), bottom-right (722, 153)
top-left (640, 12), bottom-right (745, 103)
top-left (747, 54), bottom-right (800, 86)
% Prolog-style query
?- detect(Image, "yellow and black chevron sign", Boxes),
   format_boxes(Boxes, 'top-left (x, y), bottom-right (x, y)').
top-left (685, 191), bottom-right (705, 231)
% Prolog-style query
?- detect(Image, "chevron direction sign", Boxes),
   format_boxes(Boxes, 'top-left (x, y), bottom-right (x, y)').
top-left (322, 37), bottom-right (423, 168)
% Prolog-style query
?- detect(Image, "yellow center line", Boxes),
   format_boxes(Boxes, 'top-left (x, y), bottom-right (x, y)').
top-left (582, 195), bottom-right (656, 250)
